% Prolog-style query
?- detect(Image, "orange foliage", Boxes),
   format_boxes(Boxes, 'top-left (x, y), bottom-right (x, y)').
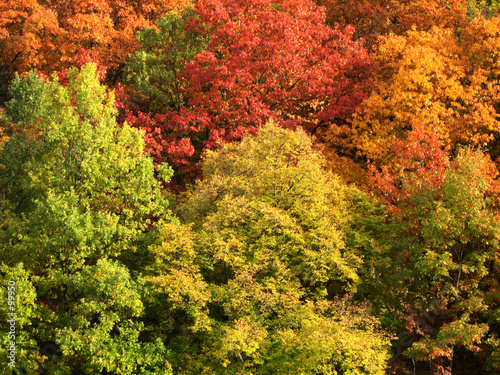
top-left (314, 0), bottom-right (465, 41)
top-left (332, 20), bottom-right (500, 175)
top-left (393, 0), bottom-right (466, 32)
top-left (0, 0), bottom-right (190, 85)
top-left (0, 0), bottom-right (60, 73)
top-left (314, 0), bottom-right (392, 41)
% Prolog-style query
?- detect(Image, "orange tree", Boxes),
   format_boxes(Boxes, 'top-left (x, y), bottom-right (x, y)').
top-left (0, 0), bottom-right (190, 102)
top-left (327, 19), bottom-right (500, 186)
top-left (313, 0), bottom-right (466, 42)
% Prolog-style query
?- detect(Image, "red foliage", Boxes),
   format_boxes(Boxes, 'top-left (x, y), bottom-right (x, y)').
top-left (131, 0), bottom-right (374, 185)
top-left (370, 123), bottom-right (498, 215)
top-left (57, 48), bottom-right (107, 86)
top-left (73, 48), bottom-right (107, 82)
top-left (370, 123), bottom-right (450, 209)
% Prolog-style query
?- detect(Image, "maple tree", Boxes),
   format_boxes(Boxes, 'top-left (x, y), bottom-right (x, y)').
top-left (125, 0), bottom-right (374, 184)
top-left (314, 0), bottom-right (392, 42)
top-left (334, 20), bottom-right (500, 180)
top-left (0, 0), bottom-right (60, 72)
top-left (0, 0), bottom-right (190, 104)
top-left (314, 0), bottom-right (466, 42)
top-left (50, 0), bottom-right (190, 73)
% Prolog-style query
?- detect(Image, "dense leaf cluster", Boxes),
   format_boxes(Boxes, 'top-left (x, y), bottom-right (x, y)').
top-left (2, 0), bottom-right (500, 374)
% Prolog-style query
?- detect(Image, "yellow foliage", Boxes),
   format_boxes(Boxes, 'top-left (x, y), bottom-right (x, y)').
top-left (330, 21), bottom-right (500, 173)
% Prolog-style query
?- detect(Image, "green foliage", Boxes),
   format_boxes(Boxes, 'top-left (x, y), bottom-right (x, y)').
top-left (0, 264), bottom-right (41, 375)
top-left (486, 333), bottom-right (500, 371)
top-left (466, 0), bottom-right (500, 19)
top-left (406, 320), bottom-right (489, 361)
top-left (40, 259), bottom-right (171, 374)
top-left (0, 64), bottom-right (174, 374)
top-left (145, 222), bottom-right (212, 336)
top-left (341, 187), bottom-right (392, 304)
top-left (0, 63), bottom-right (173, 272)
top-left (265, 300), bottom-right (391, 375)
top-left (372, 143), bottom-right (500, 369)
top-left (4, 1), bottom-right (500, 373)
top-left (5, 71), bottom-right (52, 125)
top-left (125, 8), bottom-right (208, 112)
top-left (182, 121), bottom-right (360, 297)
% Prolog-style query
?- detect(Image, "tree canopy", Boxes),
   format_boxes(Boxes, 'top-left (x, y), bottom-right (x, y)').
top-left (3, 0), bottom-right (500, 373)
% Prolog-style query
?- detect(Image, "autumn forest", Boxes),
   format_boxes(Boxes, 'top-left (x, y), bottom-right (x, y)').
top-left (1, 0), bottom-right (500, 374)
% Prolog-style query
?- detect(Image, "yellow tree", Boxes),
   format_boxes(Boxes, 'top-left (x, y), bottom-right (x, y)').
top-left (145, 122), bottom-right (391, 374)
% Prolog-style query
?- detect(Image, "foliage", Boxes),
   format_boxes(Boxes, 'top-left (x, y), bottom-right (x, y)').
top-left (0, 0), bottom-right (60, 74)
top-left (40, 259), bottom-right (171, 375)
top-left (370, 124), bottom-right (500, 372)
top-left (340, 20), bottom-right (500, 174)
top-left (315, 0), bottom-right (466, 41)
top-left (4, 1), bottom-right (500, 373)
top-left (125, 0), bottom-right (373, 184)
top-left (0, 63), bottom-right (173, 273)
top-left (0, 263), bottom-right (40, 375)
top-left (0, 64), bottom-right (173, 373)
top-left (145, 122), bottom-right (391, 373)
top-left (0, 0), bottom-right (191, 107)
top-left (0, 0), bottom-right (190, 72)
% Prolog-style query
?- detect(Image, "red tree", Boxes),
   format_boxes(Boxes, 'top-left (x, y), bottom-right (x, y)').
top-left (125, 0), bottom-right (374, 185)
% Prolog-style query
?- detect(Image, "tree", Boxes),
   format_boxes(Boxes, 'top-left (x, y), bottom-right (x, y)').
top-left (465, 0), bottom-right (500, 19)
top-left (0, 63), bottom-right (173, 271)
top-left (370, 124), bottom-right (500, 373)
top-left (125, 0), bottom-right (374, 185)
top-left (145, 122), bottom-right (391, 373)
top-left (0, 263), bottom-right (40, 375)
top-left (0, 260), bottom-right (172, 375)
top-left (0, 0), bottom-right (190, 103)
top-left (0, 0), bottom-right (60, 72)
top-left (314, 0), bottom-right (466, 42)
top-left (40, 259), bottom-right (171, 374)
top-left (336, 21), bottom-right (500, 181)
top-left (314, 0), bottom-right (393, 42)
top-left (0, 63), bottom-right (174, 373)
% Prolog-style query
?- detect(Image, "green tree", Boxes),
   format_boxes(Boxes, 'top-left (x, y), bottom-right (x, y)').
top-left (370, 125), bottom-right (500, 373)
top-left (125, 8), bottom-right (208, 113)
top-left (0, 63), bottom-right (173, 374)
top-left (0, 263), bottom-right (41, 375)
top-left (0, 63), bottom-right (173, 272)
top-left (38, 259), bottom-right (171, 374)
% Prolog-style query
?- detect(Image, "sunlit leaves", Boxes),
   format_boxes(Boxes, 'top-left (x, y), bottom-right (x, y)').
top-left (0, 0), bottom-right (190, 100)
top-left (343, 21), bottom-right (500, 176)
top-left (39, 259), bottom-right (172, 374)
top-left (370, 124), bottom-right (500, 370)
top-left (0, 63), bottom-right (172, 271)
top-left (125, 0), bottom-right (373, 184)
top-left (155, 122), bottom-right (390, 373)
